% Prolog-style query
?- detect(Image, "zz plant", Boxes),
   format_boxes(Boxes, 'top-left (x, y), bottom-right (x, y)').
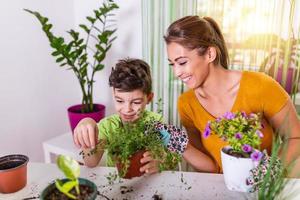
top-left (24, 0), bottom-right (119, 113)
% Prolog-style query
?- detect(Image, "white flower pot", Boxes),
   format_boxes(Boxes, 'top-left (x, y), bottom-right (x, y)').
top-left (221, 146), bottom-right (255, 192)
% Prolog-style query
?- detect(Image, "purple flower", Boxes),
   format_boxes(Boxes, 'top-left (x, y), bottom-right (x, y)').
top-left (216, 117), bottom-right (222, 122)
top-left (235, 132), bottom-right (243, 140)
top-left (250, 151), bottom-right (263, 162)
top-left (256, 130), bottom-right (263, 138)
top-left (241, 111), bottom-right (247, 118)
top-left (223, 112), bottom-right (235, 120)
top-left (242, 144), bottom-right (252, 153)
top-left (203, 122), bottom-right (211, 138)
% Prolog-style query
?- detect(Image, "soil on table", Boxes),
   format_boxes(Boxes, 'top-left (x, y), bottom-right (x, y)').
top-left (44, 185), bottom-right (94, 200)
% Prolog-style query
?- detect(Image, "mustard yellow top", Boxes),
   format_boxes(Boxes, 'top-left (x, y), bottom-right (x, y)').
top-left (178, 71), bottom-right (289, 172)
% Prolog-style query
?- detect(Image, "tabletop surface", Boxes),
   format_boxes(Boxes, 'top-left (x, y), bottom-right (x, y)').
top-left (0, 162), bottom-right (255, 200)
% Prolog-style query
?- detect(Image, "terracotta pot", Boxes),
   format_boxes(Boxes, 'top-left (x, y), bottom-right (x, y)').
top-left (116, 150), bottom-right (145, 179)
top-left (67, 103), bottom-right (106, 132)
top-left (0, 154), bottom-right (29, 193)
top-left (40, 178), bottom-right (97, 200)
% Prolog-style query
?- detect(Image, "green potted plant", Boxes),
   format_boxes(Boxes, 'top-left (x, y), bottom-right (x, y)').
top-left (41, 155), bottom-right (97, 200)
top-left (205, 111), bottom-right (264, 192)
top-left (24, 0), bottom-right (119, 131)
top-left (106, 117), bottom-right (184, 179)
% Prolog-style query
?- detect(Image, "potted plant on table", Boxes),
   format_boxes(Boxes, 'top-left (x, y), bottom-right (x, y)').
top-left (24, 0), bottom-right (119, 131)
top-left (205, 111), bottom-right (264, 192)
top-left (106, 117), bottom-right (188, 179)
top-left (41, 155), bottom-right (97, 200)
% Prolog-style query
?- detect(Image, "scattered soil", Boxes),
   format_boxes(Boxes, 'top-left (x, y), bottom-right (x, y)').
top-left (96, 191), bottom-right (110, 200)
top-left (22, 197), bottom-right (40, 200)
top-left (44, 185), bottom-right (94, 200)
top-left (152, 194), bottom-right (163, 200)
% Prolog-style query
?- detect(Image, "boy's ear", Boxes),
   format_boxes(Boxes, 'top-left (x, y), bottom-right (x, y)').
top-left (147, 92), bottom-right (154, 104)
top-left (206, 47), bottom-right (217, 63)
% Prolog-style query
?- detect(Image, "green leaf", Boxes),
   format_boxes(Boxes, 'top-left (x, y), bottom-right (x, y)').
top-left (62, 180), bottom-right (78, 192)
top-left (95, 44), bottom-right (104, 52)
top-left (56, 57), bottom-right (64, 63)
top-left (68, 29), bottom-right (79, 40)
top-left (55, 180), bottom-right (77, 199)
top-left (95, 64), bottom-right (104, 71)
top-left (86, 16), bottom-right (96, 24)
top-left (60, 62), bottom-right (67, 67)
top-left (51, 51), bottom-right (60, 56)
top-left (56, 155), bottom-right (80, 180)
top-left (98, 34), bottom-right (108, 44)
top-left (79, 24), bottom-right (90, 34)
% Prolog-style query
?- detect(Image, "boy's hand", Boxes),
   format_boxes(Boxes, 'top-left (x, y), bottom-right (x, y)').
top-left (73, 118), bottom-right (98, 149)
top-left (139, 151), bottom-right (159, 174)
top-left (154, 122), bottom-right (189, 154)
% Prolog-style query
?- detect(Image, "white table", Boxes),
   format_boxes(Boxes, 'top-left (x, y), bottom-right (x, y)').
top-left (0, 162), bottom-right (255, 200)
top-left (42, 132), bottom-right (106, 166)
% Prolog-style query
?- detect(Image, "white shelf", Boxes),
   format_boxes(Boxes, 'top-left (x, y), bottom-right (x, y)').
top-left (42, 132), bottom-right (106, 166)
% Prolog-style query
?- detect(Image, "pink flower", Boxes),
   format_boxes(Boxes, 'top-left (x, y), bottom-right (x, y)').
top-left (203, 122), bottom-right (211, 138)
top-left (223, 112), bottom-right (235, 120)
top-left (235, 132), bottom-right (243, 140)
top-left (256, 130), bottom-right (263, 138)
top-left (250, 150), bottom-right (263, 162)
top-left (241, 111), bottom-right (247, 118)
top-left (242, 144), bottom-right (252, 153)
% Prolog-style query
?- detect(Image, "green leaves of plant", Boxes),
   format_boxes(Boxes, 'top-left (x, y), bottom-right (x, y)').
top-left (57, 155), bottom-right (80, 180)
top-left (55, 179), bottom-right (77, 199)
top-left (25, 0), bottom-right (118, 113)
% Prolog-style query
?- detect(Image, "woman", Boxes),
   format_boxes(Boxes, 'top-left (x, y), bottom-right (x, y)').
top-left (164, 16), bottom-right (300, 173)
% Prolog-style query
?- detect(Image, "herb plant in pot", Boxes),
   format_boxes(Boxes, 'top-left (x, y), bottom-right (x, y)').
top-left (106, 118), bottom-right (187, 179)
top-left (0, 154), bottom-right (29, 193)
top-left (41, 155), bottom-right (97, 200)
top-left (205, 111), bottom-right (264, 192)
top-left (24, 0), bottom-right (119, 131)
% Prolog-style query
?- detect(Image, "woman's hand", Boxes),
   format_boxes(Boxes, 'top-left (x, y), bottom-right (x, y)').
top-left (73, 118), bottom-right (98, 149)
top-left (139, 151), bottom-right (160, 174)
top-left (154, 121), bottom-right (189, 154)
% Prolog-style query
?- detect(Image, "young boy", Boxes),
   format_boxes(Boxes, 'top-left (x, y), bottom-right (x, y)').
top-left (73, 58), bottom-right (165, 174)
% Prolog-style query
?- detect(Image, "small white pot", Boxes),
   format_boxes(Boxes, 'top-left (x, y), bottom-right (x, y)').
top-left (221, 146), bottom-right (255, 192)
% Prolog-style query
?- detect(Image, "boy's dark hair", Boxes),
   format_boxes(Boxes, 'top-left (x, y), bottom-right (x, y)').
top-left (109, 58), bottom-right (152, 94)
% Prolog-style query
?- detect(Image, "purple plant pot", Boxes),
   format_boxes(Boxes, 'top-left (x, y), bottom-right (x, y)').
top-left (67, 104), bottom-right (105, 133)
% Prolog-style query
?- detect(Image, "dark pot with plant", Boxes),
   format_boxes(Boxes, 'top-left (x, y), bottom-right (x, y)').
top-left (106, 118), bottom-right (188, 179)
top-left (24, 0), bottom-right (119, 132)
top-left (0, 154), bottom-right (29, 193)
top-left (41, 155), bottom-right (97, 200)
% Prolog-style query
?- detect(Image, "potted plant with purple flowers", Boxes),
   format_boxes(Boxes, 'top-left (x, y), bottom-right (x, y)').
top-left (205, 111), bottom-right (264, 192)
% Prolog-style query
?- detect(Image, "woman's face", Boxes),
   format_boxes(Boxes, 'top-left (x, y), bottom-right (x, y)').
top-left (167, 42), bottom-right (210, 89)
top-left (113, 89), bottom-right (152, 122)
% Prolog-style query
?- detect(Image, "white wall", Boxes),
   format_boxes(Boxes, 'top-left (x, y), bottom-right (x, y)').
top-left (0, 0), bottom-right (142, 161)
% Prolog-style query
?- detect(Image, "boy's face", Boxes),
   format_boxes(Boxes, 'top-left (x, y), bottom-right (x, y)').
top-left (113, 89), bottom-right (153, 123)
